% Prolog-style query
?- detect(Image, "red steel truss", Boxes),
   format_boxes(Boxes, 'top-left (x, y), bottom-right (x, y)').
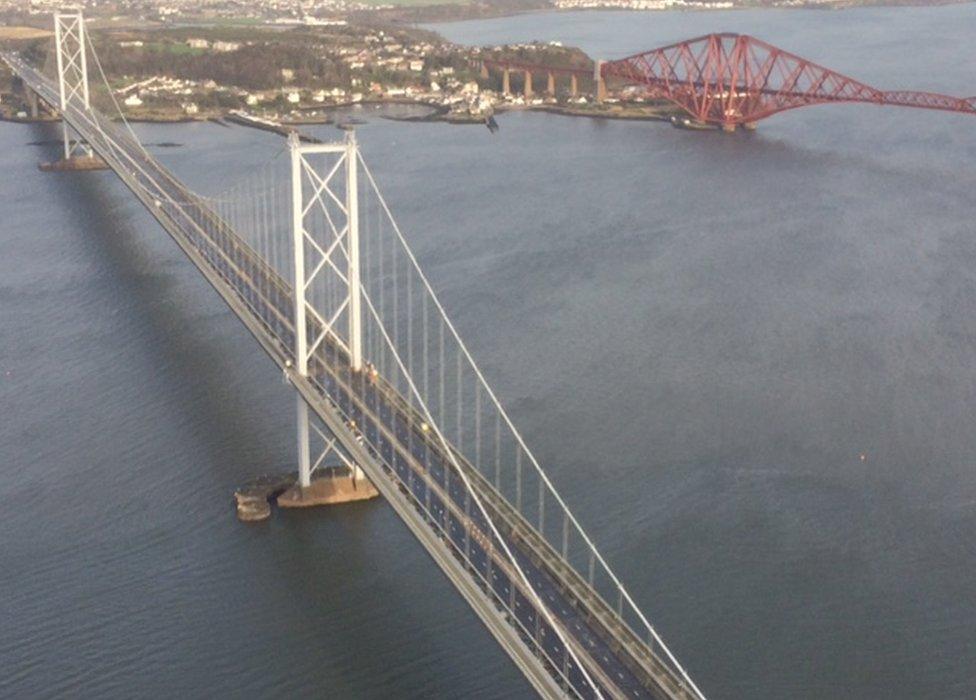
top-left (602, 33), bottom-right (976, 127)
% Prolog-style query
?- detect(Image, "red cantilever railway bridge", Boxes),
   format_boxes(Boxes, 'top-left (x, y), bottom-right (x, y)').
top-left (483, 32), bottom-right (976, 130)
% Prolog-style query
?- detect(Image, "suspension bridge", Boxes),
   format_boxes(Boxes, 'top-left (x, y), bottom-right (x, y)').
top-left (482, 32), bottom-right (976, 130)
top-left (1, 13), bottom-right (706, 700)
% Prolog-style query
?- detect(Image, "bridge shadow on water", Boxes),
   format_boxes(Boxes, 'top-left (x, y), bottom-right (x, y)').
top-left (28, 122), bottom-right (279, 483)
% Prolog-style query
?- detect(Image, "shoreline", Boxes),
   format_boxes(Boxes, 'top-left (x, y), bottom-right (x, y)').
top-left (396, 0), bottom-right (976, 26)
top-left (0, 99), bottom-right (683, 132)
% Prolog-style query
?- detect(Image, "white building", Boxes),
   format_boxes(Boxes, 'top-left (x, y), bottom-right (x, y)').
top-left (302, 17), bottom-right (347, 26)
top-left (186, 38), bottom-right (209, 49)
top-left (124, 94), bottom-right (143, 107)
top-left (286, 92), bottom-right (301, 104)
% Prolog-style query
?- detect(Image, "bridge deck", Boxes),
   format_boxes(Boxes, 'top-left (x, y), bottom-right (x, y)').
top-left (4, 51), bottom-right (698, 700)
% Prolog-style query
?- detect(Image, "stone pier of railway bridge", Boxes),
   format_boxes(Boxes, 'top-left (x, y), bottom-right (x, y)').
top-left (480, 61), bottom-right (605, 101)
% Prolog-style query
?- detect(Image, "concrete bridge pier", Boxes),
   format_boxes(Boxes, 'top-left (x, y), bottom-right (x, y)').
top-left (27, 89), bottom-right (39, 118)
top-left (595, 60), bottom-right (607, 102)
top-left (12, 77), bottom-right (41, 118)
top-left (570, 74), bottom-right (578, 97)
top-left (547, 71), bottom-right (555, 96)
top-left (524, 70), bottom-right (533, 98)
top-left (480, 62), bottom-right (489, 79)
top-left (502, 68), bottom-right (511, 95)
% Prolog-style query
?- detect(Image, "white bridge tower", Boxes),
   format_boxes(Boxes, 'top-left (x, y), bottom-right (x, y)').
top-left (53, 11), bottom-right (92, 159)
top-left (289, 132), bottom-right (365, 488)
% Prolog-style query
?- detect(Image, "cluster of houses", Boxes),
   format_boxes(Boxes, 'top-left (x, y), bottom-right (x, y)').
top-left (185, 38), bottom-right (242, 52)
top-left (339, 31), bottom-right (439, 74)
top-left (552, 0), bottom-right (733, 7)
top-left (109, 28), bottom-right (467, 117)
top-left (14, 0), bottom-right (390, 21)
top-left (114, 76), bottom-right (507, 120)
top-left (115, 75), bottom-right (210, 114)
top-left (109, 33), bottom-right (603, 120)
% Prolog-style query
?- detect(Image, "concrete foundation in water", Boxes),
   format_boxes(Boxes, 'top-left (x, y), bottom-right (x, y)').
top-left (38, 155), bottom-right (109, 172)
top-left (235, 466), bottom-right (378, 522)
top-left (277, 468), bottom-right (379, 508)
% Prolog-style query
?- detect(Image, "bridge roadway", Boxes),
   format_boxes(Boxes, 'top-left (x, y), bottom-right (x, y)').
top-left (4, 52), bottom-right (699, 700)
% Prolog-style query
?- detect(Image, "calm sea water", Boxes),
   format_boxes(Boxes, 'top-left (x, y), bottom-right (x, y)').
top-left (3, 7), bottom-right (976, 698)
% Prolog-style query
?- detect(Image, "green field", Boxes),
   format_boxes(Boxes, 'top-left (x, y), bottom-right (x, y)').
top-left (0, 27), bottom-right (53, 40)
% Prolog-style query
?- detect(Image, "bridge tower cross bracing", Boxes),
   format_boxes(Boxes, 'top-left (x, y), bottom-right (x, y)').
top-left (289, 131), bottom-right (365, 488)
top-left (53, 11), bottom-right (91, 160)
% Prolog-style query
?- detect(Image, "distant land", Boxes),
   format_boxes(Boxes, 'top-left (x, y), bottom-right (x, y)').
top-left (353, 0), bottom-right (973, 23)
top-left (1, 0), bottom-right (971, 130)
top-left (0, 16), bottom-right (683, 130)
top-left (2, 0), bottom-right (975, 31)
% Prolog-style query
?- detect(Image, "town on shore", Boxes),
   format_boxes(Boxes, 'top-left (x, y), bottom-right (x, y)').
top-left (0, 11), bottom-right (687, 129)
top-left (1, 0), bottom-right (964, 129)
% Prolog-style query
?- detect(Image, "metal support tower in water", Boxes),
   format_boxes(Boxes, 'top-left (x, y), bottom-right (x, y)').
top-left (289, 132), bottom-right (365, 488)
top-left (53, 11), bottom-right (91, 159)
